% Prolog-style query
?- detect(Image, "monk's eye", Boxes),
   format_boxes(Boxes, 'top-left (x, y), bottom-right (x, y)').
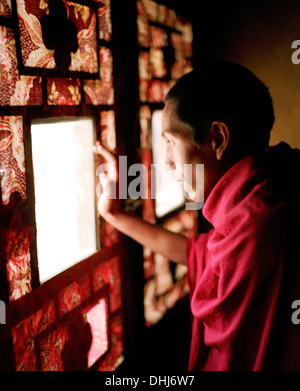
top-left (167, 139), bottom-right (174, 146)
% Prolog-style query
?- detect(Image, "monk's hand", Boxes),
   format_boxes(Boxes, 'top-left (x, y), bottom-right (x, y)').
top-left (93, 141), bottom-right (121, 218)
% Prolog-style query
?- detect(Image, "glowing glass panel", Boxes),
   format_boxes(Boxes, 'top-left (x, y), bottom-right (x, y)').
top-left (152, 110), bottom-right (184, 217)
top-left (31, 118), bottom-right (97, 282)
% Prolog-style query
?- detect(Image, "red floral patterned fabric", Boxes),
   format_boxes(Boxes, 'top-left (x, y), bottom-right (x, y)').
top-left (0, 27), bottom-right (43, 106)
top-left (0, 0), bottom-right (123, 371)
top-left (137, 0), bottom-right (196, 327)
top-left (15, 0), bottom-right (98, 73)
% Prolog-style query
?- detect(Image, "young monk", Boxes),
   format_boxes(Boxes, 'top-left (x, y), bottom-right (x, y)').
top-left (93, 61), bottom-right (300, 370)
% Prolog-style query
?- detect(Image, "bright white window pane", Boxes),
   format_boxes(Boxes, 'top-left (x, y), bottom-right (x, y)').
top-left (31, 118), bottom-right (97, 283)
top-left (152, 110), bottom-right (185, 218)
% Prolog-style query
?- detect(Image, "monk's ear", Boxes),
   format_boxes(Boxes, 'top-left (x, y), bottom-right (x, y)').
top-left (210, 121), bottom-right (230, 160)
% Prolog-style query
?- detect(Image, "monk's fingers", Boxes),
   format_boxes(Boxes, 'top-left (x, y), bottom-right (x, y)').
top-left (93, 142), bottom-right (116, 165)
top-left (96, 173), bottom-right (105, 197)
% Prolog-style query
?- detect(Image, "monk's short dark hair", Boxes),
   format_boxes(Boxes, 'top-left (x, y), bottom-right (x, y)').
top-left (165, 61), bottom-right (275, 155)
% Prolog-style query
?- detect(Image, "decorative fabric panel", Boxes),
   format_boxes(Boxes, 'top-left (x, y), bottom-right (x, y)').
top-left (137, 0), bottom-right (195, 327)
top-left (0, 0), bottom-right (12, 17)
top-left (0, 27), bottom-right (42, 106)
top-left (47, 78), bottom-right (81, 105)
top-left (67, 1), bottom-right (98, 74)
top-left (0, 116), bottom-right (26, 205)
top-left (10, 254), bottom-right (123, 370)
top-left (84, 47), bottom-right (114, 105)
top-left (37, 297), bottom-right (109, 370)
top-left (15, 0), bottom-right (55, 70)
top-left (4, 211), bottom-right (33, 300)
top-left (98, 0), bottom-right (111, 41)
top-left (14, 0), bottom-right (99, 76)
top-left (0, 0), bottom-right (124, 372)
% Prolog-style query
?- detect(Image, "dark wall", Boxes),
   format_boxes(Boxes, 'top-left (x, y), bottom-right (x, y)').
top-left (162, 0), bottom-right (300, 149)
